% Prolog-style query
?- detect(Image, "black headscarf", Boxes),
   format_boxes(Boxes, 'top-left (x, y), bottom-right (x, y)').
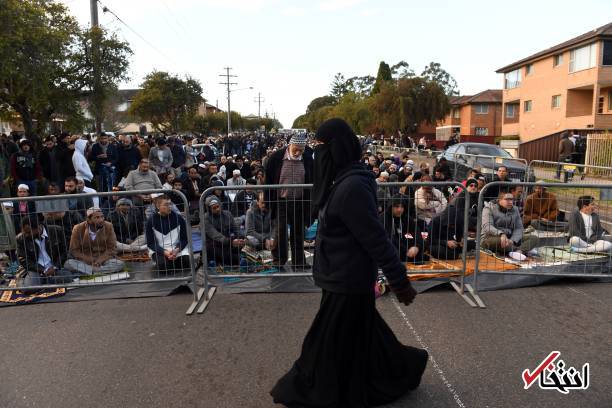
top-left (311, 118), bottom-right (362, 214)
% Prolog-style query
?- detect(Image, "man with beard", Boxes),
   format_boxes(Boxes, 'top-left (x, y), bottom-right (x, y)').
top-left (65, 207), bottom-right (125, 275)
top-left (10, 139), bottom-right (41, 194)
top-left (117, 134), bottom-right (142, 180)
top-left (245, 191), bottom-right (274, 250)
top-left (109, 198), bottom-right (147, 252)
top-left (55, 133), bottom-right (76, 187)
top-left (90, 133), bottom-right (118, 193)
top-left (203, 195), bottom-right (244, 266)
top-left (63, 177), bottom-right (94, 218)
top-left (271, 118), bottom-right (427, 407)
top-left (523, 181), bottom-right (560, 228)
top-left (264, 133), bottom-right (313, 269)
top-left (39, 136), bottom-right (59, 184)
top-left (17, 217), bottom-right (72, 286)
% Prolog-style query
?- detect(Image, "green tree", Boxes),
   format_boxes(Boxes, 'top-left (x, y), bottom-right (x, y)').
top-left (292, 114), bottom-right (309, 129)
top-left (0, 0), bottom-right (79, 140)
top-left (420, 62), bottom-right (459, 96)
top-left (371, 61), bottom-right (393, 95)
top-left (397, 77), bottom-right (450, 132)
top-left (307, 95), bottom-right (336, 113)
top-left (69, 27), bottom-right (132, 133)
top-left (390, 61), bottom-right (415, 79)
top-left (330, 73), bottom-right (349, 101)
top-left (369, 81), bottom-right (401, 133)
top-left (329, 92), bottom-right (372, 135)
top-left (345, 75), bottom-right (375, 96)
top-left (129, 71), bottom-right (204, 132)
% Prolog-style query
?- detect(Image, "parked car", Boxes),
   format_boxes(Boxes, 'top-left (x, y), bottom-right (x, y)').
top-left (437, 143), bottom-right (530, 182)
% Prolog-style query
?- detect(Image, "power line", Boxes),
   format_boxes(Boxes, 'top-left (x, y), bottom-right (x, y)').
top-left (254, 92), bottom-right (265, 118)
top-left (97, 0), bottom-right (171, 60)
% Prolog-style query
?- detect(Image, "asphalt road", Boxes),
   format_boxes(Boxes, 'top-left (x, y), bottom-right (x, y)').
top-left (1, 282), bottom-right (611, 408)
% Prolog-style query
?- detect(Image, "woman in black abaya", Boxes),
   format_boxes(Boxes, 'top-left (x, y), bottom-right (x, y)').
top-left (271, 119), bottom-right (428, 407)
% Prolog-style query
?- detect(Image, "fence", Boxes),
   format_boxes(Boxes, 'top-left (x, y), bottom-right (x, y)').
top-left (0, 189), bottom-right (202, 314)
top-left (471, 181), bottom-right (612, 306)
top-left (585, 132), bottom-right (612, 169)
top-left (527, 160), bottom-right (612, 184)
top-left (369, 145), bottom-right (442, 159)
top-left (452, 153), bottom-right (529, 182)
top-left (194, 181), bottom-right (477, 312)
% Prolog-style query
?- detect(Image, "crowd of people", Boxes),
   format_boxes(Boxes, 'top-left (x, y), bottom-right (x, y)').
top-left (0, 127), bottom-right (608, 288)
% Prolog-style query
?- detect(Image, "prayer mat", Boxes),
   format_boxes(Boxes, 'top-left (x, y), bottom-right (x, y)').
top-left (0, 279), bottom-right (66, 305)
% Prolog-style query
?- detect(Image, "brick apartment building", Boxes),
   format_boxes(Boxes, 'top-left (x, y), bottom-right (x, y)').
top-left (497, 22), bottom-right (612, 144)
top-left (436, 89), bottom-right (502, 144)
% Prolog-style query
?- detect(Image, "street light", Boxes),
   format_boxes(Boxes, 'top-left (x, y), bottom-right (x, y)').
top-left (227, 86), bottom-right (253, 134)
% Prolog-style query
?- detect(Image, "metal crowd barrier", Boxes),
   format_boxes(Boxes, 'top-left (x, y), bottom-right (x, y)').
top-left (472, 181), bottom-right (612, 307)
top-left (527, 160), bottom-right (612, 185)
top-left (452, 153), bottom-right (529, 182)
top-left (193, 181), bottom-right (478, 313)
top-left (0, 189), bottom-right (201, 314)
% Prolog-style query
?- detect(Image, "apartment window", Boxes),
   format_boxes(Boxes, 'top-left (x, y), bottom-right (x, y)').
top-left (504, 69), bottom-right (521, 89)
top-left (551, 95), bottom-right (561, 109)
top-left (597, 96), bottom-right (604, 114)
top-left (474, 127), bottom-right (489, 136)
top-left (609, 90), bottom-right (612, 110)
top-left (525, 63), bottom-right (533, 75)
top-left (553, 53), bottom-right (563, 67)
top-left (524, 100), bottom-right (533, 112)
top-left (453, 108), bottom-right (460, 118)
top-left (505, 104), bottom-right (517, 118)
top-left (569, 43), bottom-right (597, 72)
top-left (603, 41), bottom-right (612, 66)
top-left (474, 104), bottom-right (489, 114)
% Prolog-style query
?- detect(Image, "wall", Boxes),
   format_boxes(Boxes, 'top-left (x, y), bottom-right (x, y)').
top-left (500, 41), bottom-right (603, 142)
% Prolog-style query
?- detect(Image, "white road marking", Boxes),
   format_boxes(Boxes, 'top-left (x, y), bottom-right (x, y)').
top-left (391, 298), bottom-right (468, 408)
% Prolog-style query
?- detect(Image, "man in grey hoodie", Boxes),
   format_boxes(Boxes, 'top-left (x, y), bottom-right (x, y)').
top-left (204, 195), bottom-right (244, 266)
top-left (245, 192), bottom-right (275, 251)
top-left (148, 137), bottom-right (174, 177)
top-left (481, 190), bottom-right (538, 255)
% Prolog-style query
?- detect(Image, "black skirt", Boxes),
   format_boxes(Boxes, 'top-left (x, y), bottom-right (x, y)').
top-left (270, 290), bottom-right (428, 407)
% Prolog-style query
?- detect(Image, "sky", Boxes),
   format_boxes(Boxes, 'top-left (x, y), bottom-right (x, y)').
top-left (61, 0), bottom-right (611, 129)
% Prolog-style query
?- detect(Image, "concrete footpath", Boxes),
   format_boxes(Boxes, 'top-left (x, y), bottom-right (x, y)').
top-left (0, 281), bottom-right (610, 408)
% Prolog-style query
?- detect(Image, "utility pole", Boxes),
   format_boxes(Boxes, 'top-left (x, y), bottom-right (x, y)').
top-left (90, 0), bottom-right (102, 134)
top-left (219, 67), bottom-right (237, 134)
top-left (90, 0), bottom-right (99, 26)
top-left (254, 92), bottom-right (265, 118)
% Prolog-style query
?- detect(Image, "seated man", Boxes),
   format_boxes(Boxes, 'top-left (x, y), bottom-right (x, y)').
top-left (43, 210), bottom-right (83, 246)
top-left (568, 196), bottom-right (611, 253)
top-left (381, 195), bottom-right (428, 264)
top-left (523, 182), bottom-right (563, 229)
top-left (415, 175), bottom-right (447, 225)
top-left (124, 158), bottom-right (163, 208)
top-left (108, 198), bottom-right (147, 252)
top-left (245, 192), bottom-right (274, 251)
top-left (481, 190), bottom-right (538, 256)
top-left (16, 217), bottom-right (71, 286)
top-left (204, 195), bottom-right (244, 266)
top-left (145, 195), bottom-right (191, 274)
top-left (64, 207), bottom-right (125, 275)
top-left (232, 178), bottom-right (258, 225)
top-left (64, 176), bottom-right (94, 219)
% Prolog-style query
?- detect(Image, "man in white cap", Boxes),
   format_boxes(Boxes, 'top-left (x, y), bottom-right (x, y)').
top-left (264, 132), bottom-right (313, 269)
top-left (65, 207), bottom-right (125, 275)
top-left (226, 168), bottom-right (246, 202)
